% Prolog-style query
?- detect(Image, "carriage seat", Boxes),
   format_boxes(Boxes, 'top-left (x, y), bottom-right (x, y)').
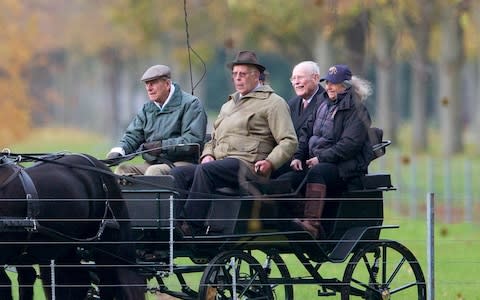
top-left (206, 127), bottom-right (393, 236)
top-left (119, 175), bottom-right (177, 229)
top-left (345, 173), bottom-right (393, 192)
top-left (206, 173), bottom-right (393, 237)
top-left (123, 128), bottom-right (392, 238)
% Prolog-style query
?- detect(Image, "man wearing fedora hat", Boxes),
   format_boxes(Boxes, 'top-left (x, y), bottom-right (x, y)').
top-left (171, 50), bottom-right (298, 235)
top-left (106, 64), bottom-right (207, 175)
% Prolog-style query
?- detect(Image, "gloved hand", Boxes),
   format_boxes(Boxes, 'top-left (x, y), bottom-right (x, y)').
top-left (106, 151), bottom-right (123, 160)
top-left (141, 141), bottom-right (162, 156)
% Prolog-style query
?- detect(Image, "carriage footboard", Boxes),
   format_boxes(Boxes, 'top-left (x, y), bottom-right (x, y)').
top-left (327, 225), bottom-right (399, 263)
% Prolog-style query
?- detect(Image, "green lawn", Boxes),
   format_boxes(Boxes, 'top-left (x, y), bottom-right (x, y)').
top-left (4, 128), bottom-right (480, 299)
top-left (4, 127), bottom-right (110, 158)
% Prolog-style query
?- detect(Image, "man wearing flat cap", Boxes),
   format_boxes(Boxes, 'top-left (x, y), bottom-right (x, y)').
top-left (171, 50), bottom-right (298, 235)
top-left (107, 64), bottom-right (207, 175)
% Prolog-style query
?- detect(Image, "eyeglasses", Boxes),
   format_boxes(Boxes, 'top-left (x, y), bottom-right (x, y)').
top-left (232, 71), bottom-right (253, 78)
top-left (289, 75), bottom-right (309, 83)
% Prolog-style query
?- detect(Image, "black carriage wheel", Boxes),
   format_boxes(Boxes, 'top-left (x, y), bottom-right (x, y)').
top-left (198, 250), bottom-right (273, 300)
top-left (341, 240), bottom-right (426, 300)
top-left (260, 251), bottom-right (294, 300)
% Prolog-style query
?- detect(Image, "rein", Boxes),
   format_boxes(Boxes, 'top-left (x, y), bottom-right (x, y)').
top-left (2, 152), bottom-right (118, 177)
top-left (0, 165), bottom-right (22, 191)
top-left (99, 142), bottom-right (201, 167)
top-left (2, 151), bottom-right (185, 194)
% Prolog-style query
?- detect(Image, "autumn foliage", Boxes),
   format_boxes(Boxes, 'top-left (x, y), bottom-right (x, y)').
top-left (0, 1), bottom-right (36, 145)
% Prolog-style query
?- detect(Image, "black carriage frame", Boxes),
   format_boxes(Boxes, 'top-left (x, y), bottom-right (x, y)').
top-left (118, 127), bottom-right (427, 300)
top-left (0, 127), bottom-right (427, 299)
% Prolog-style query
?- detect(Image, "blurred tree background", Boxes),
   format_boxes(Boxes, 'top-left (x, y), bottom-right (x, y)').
top-left (1, 0), bottom-right (479, 156)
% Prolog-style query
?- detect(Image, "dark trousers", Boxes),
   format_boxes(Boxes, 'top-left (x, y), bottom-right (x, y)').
top-left (171, 158), bottom-right (257, 227)
top-left (306, 162), bottom-right (344, 190)
top-left (170, 164), bottom-right (197, 218)
top-left (278, 162), bottom-right (345, 191)
top-left (270, 160), bottom-right (292, 179)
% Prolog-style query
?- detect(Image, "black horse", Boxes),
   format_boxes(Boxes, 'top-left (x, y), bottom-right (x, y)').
top-left (0, 153), bottom-right (146, 300)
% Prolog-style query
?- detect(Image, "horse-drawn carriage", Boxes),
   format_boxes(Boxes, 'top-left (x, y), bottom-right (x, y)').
top-left (0, 129), bottom-right (426, 299)
top-left (119, 127), bottom-right (426, 299)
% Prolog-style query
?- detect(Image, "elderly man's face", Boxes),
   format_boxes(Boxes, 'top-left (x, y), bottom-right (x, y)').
top-left (144, 77), bottom-right (170, 104)
top-left (231, 65), bottom-right (259, 95)
top-left (290, 65), bottom-right (319, 99)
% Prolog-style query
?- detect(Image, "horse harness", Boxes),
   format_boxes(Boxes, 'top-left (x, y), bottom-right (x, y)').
top-left (0, 157), bottom-right (39, 232)
top-left (0, 154), bottom-right (119, 242)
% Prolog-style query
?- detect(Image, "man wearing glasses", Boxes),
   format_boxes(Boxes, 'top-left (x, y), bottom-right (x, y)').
top-left (272, 61), bottom-right (325, 178)
top-left (171, 50), bottom-right (298, 235)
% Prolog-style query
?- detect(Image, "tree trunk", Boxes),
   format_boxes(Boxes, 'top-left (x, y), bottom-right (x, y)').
top-left (313, 34), bottom-right (333, 79)
top-left (373, 25), bottom-right (396, 142)
top-left (475, 59), bottom-right (480, 154)
top-left (473, 4), bottom-right (480, 154)
top-left (101, 48), bottom-right (123, 139)
top-left (438, 7), bottom-right (464, 155)
top-left (411, 58), bottom-right (429, 152)
top-left (410, 0), bottom-right (432, 152)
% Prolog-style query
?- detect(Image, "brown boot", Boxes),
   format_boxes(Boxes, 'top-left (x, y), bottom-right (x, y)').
top-left (293, 183), bottom-right (327, 239)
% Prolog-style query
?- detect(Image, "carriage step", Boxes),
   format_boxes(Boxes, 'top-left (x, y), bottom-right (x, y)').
top-left (317, 278), bottom-right (342, 296)
top-left (0, 218), bottom-right (37, 232)
top-left (146, 286), bottom-right (197, 300)
top-left (318, 290), bottom-right (337, 296)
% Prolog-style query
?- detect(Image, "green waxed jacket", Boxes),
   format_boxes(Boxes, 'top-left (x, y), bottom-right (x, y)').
top-left (202, 84), bottom-right (298, 172)
top-left (118, 82), bottom-right (207, 163)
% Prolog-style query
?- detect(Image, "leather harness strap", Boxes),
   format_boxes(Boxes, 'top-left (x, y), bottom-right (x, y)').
top-left (18, 169), bottom-right (40, 218)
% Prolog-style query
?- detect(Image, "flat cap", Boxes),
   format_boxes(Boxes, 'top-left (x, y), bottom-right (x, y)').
top-left (141, 65), bottom-right (171, 82)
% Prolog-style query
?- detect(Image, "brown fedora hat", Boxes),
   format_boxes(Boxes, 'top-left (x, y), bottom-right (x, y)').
top-left (227, 50), bottom-right (266, 72)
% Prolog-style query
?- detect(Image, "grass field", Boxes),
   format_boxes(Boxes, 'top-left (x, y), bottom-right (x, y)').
top-left (4, 127), bottom-right (111, 157)
top-left (4, 128), bottom-right (480, 299)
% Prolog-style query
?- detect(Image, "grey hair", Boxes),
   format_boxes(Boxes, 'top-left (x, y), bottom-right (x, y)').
top-left (350, 76), bottom-right (373, 102)
top-left (342, 80), bottom-right (352, 88)
top-left (293, 61), bottom-right (321, 77)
